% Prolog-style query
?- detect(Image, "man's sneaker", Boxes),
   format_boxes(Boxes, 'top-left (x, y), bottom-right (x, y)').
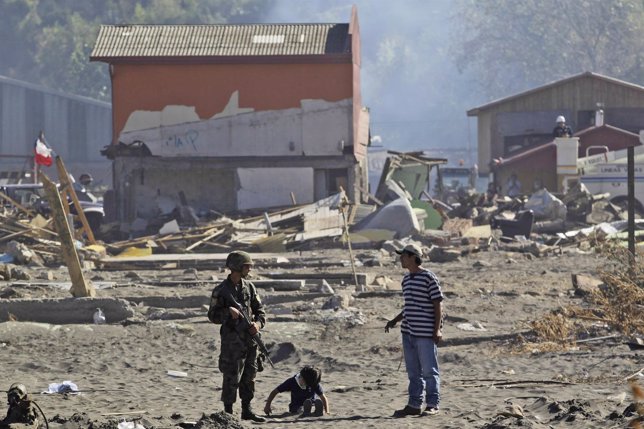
top-left (224, 404), bottom-right (233, 414)
top-left (241, 408), bottom-right (266, 422)
top-left (424, 406), bottom-right (439, 416)
top-left (393, 405), bottom-right (421, 418)
top-left (301, 399), bottom-right (313, 417)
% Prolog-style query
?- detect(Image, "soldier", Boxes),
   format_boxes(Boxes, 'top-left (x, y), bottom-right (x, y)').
top-left (208, 251), bottom-right (266, 423)
top-left (0, 383), bottom-right (40, 429)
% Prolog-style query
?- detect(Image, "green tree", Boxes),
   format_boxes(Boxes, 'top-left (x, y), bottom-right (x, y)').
top-left (451, 0), bottom-right (644, 98)
top-left (0, 0), bottom-right (271, 100)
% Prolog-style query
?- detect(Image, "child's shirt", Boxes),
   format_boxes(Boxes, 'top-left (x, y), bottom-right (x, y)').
top-left (276, 374), bottom-right (324, 413)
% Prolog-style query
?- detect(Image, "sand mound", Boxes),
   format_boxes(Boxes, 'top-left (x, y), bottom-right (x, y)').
top-left (269, 342), bottom-right (300, 364)
top-left (194, 412), bottom-right (247, 429)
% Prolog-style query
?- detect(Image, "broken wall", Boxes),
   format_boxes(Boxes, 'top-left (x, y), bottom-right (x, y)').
top-left (119, 98), bottom-right (353, 159)
top-left (236, 168), bottom-right (314, 210)
top-left (113, 156), bottom-right (359, 221)
top-left (114, 159), bottom-right (236, 220)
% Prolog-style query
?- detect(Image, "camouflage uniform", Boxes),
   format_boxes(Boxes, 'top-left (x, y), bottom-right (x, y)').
top-left (208, 275), bottom-right (266, 407)
top-left (0, 400), bottom-right (39, 429)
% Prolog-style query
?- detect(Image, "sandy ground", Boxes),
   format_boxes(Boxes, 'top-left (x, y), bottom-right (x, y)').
top-left (0, 247), bottom-right (642, 429)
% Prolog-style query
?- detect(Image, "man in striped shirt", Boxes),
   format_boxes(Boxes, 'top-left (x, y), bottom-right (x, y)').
top-left (385, 243), bottom-right (444, 417)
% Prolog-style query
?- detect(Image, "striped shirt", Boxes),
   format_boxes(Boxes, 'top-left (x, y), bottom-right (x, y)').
top-left (400, 269), bottom-right (444, 338)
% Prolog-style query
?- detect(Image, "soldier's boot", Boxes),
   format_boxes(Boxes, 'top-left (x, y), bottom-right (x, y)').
top-left (224, 403), bottom-right (233, 414)
top-left (241, 401), bottom-right (266, 422)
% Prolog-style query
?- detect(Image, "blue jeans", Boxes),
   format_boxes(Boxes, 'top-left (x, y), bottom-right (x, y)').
top-left (402, 333), bottom-right (440, 408)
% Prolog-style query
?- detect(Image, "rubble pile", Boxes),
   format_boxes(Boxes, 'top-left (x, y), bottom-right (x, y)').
top-left (1, 152), bottom-right (641, 274)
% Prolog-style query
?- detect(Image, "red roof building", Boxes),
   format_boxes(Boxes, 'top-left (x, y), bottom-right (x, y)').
top-left (91, 7), bottom-right (369, 220)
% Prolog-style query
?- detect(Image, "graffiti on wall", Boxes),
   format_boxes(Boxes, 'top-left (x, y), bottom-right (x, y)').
top-left (165, 129), bottom-right (199, 151)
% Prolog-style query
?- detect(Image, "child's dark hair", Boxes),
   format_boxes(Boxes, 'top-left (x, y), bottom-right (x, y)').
top-left (300, 366), bottom-right (322, 388)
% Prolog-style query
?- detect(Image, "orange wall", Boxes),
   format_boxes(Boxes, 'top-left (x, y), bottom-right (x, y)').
top-left (111, 62), bottom-right (353, 143)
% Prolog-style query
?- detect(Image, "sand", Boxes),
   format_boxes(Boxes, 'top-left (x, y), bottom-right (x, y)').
top-left (0, 247), bottom-right (642, 429)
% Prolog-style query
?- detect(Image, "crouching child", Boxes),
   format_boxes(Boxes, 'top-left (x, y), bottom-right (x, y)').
top-left (264, 366), bottom-right (329, 417)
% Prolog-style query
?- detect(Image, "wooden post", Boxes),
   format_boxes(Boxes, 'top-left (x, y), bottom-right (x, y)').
top-left (339, 187), bottom-right (363, 292)
top-left (263, 212), bottom-right (274, 236)
top-left (627, 146), bottom-right (636, 272)
top-left (42, 174), bottom-right (96, 297)
top-left (55, 156), bottom-right (96, 244)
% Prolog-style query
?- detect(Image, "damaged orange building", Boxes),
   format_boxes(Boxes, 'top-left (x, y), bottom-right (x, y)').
top-left (91, 6), bottom-right (369, 221)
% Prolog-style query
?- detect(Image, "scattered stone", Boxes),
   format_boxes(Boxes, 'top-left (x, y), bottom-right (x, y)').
top-left (322, 294), bottom-right (351, 310)
top-left (381, 240), bottom-right (399, 254)
top-left (125, 271), bottom-right (143, 281)
top-left (571, 274), bottom-right (603, 297)
top-left (428, 246), bottom-right (460, 263)
top-left (318, 280), bottom-right (334, 294)
top-left (6, 241), bottom-right (43, 266)
top-left (38, 271), bottom-right (56, 281)
top-left (372, 275), bottom-right (393, 288)
top-left (363, 257), bottom-right (383, 267)
top-left (12, 268), bottom-right (30, 281)
top-left (473, 260), bottom-right (491, 268)
top-left (0, 264), bottom-right (14, 280)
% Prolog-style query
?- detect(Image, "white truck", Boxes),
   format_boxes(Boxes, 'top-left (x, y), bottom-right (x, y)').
top-left (577, 144), bottom-right (644, 213)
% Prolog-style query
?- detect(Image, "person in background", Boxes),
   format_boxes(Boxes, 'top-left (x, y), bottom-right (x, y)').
top-left (505, 173), bottom-right (522, 198)
top-left (552, 115), bottom-right (573, 138)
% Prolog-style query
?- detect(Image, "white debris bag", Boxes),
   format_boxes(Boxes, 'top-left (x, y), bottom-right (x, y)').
top-left (524, 189), bottom-right (567, 220)
top-left (118, 421), bottom-right (145, 429)
top-left (43, 381), bottom-right (79, 394)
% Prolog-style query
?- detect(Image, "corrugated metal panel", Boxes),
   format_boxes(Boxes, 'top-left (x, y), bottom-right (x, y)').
top-left (91, 24), bottom-right (351, 58)
top-left (0, 77), bottom-right (111, 164)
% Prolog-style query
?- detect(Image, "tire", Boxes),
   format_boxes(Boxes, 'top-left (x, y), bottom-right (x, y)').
top-left (610, 196), bottom-right (644, 217)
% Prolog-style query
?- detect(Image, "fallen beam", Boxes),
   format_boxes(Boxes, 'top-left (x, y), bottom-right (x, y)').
top-left (252, 279), bottom-right (305, 291)
top-left (42, 174), bottom-right (95, 297)
top-left (97, 252), bottom-right (346, 270)
top-left (263, 272), bottom-right (368, 286)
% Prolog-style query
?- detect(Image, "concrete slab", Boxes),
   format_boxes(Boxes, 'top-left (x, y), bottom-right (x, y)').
top-left (0, 297), bottom-right (134, 324)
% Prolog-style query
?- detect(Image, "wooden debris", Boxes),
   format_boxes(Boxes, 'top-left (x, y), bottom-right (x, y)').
top-left (41, 174), bottom-right (95, 298)
top-left (56, 156), bottom-right (96, 244)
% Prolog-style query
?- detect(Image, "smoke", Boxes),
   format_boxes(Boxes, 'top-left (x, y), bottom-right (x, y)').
top-left (262, 0), bottom-right (485, 161)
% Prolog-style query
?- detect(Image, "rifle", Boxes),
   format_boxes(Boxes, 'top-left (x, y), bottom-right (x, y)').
top-left (227, 295), bottom-right (275, 369)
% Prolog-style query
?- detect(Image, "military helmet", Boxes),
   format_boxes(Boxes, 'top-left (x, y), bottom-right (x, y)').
top-left (7, 383), bottom-right (27, 401)
top-left (226, 251), bottom-right (254, 271)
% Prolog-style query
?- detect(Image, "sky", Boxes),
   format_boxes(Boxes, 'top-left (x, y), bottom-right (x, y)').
top-left (261, 0), bottom-right (486, 163)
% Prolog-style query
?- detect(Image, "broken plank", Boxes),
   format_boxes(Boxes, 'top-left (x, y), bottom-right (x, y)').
top-left (302, 208), bottom-right (343, 232)
top-left (0, 190), bottom-right (35, 216)
top-left (41, 174), bottom-right (95, 298)
top-left (186, 228), bottom-right (225, 251)
top-left (291, 227), bottom-right (343, 242)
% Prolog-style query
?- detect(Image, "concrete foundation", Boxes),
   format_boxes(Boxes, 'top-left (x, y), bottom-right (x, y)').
top-left (0, 297), bottom-right (134, 324)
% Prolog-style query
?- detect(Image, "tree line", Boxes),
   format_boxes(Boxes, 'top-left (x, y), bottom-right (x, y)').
top-left (1, 0), bottom-right (641, 104)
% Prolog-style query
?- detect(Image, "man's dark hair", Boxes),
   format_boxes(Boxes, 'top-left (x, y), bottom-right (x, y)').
top-left (404, 251), bottom-right (422, 265)
top-left (300, 366), bottom-right (322, 388)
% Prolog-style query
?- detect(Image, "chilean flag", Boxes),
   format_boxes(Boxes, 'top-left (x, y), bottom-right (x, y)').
top-left (34, 132), bottom-right (53, 167)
